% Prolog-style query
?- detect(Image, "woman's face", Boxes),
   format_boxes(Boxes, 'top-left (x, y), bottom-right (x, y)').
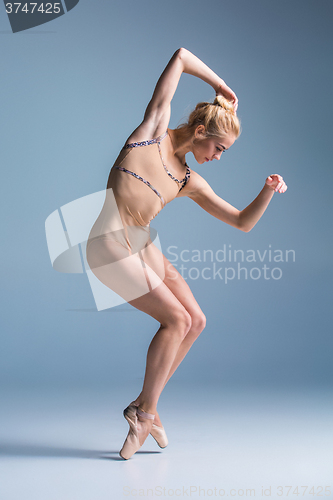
top-left (192, 127), bottom-right (236, 165)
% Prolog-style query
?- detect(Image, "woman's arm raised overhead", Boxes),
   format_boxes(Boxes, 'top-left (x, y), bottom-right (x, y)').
top-left (131, 48), bottom-right (238, 141)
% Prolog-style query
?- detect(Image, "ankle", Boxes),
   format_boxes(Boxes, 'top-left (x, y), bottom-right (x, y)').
top-left (138, 401), bottom-right (156, 416)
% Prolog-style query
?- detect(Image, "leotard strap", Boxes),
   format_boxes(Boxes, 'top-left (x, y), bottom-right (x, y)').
top-left (117, 129), bottom-right (190, 200)
top-left (124, 131), bottom-right (168, 149)
top-left (114, 166), bottom-right (166, 207)
top-left (179, 165), bottom-right (191, 191)
top-left (157, 140), bottom-right (191, 190)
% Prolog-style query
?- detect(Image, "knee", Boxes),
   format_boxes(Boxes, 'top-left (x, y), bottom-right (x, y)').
top-left (189, 311), bottom-right (206, 338)
top-left (167, 308), bottom-right (192, 340)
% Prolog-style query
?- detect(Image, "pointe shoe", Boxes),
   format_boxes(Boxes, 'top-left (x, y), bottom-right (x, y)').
top-left (129, 401), bottom-right (168, 449)
top-left (119, 404), bottom-right (155, 460)
top-left (150, 423), bottom-right (168, 448)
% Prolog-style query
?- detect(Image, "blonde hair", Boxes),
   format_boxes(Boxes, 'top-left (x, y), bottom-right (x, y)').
top-left (177, 95), bottom-right (241, 139)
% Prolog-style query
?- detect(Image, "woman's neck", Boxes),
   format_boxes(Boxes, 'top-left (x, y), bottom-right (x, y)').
top-left (168, 128), bottom-right (193, 164)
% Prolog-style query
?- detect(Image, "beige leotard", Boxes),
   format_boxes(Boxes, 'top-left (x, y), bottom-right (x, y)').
top-left (85, 131), bottom-right (190, 302)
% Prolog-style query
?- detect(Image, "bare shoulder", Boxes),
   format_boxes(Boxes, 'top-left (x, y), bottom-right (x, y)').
top-left (176, 169), bottom-right (212, 199)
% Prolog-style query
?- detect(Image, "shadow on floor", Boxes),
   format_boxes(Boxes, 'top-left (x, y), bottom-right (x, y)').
top-left (0, 442), bottom-right (161, 461)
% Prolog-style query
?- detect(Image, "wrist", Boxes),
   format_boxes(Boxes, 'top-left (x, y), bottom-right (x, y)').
top-left (215, 79), bottom-right (226, 93)
top-left (264, 182), bottom-right (275, 193)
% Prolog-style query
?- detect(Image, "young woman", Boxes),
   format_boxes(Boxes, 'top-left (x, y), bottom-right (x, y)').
top-left (86, 48), bottom-right (287, 460)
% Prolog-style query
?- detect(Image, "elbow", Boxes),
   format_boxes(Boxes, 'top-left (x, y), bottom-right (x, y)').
top-left (174, 47), bottom-right (188, 72)
top-left (176, 47), bottom-right (187, 60)
top-left (237, 216), bottom-right (253, 233)
top-left (239, 224), bottom-right (251, 233)
top-left (238, 214), bottom-right (252, 232)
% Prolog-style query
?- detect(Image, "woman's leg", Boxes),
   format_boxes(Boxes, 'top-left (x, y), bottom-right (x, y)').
top-left (115, 276), bottom-right (194, 453)
top-left (160, 254), bottom-right (207, 382)
top-left (87, 235), bottom-right (204, 443)
top-left (87, 234), bottom-right (192, 405)
top-left (131, 254), bottom-right (207, 426)
top-left (88, 238), bottom-right (196, 452)
top-left (128, 280), bottom-right (193, 415)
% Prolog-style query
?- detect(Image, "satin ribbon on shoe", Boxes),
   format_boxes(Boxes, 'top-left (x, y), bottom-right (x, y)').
top-left (129, 401), bottom-right (168, 449)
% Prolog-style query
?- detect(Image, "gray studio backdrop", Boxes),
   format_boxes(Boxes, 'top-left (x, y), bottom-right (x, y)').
top-left (1, 0), bottom-right (332, 391)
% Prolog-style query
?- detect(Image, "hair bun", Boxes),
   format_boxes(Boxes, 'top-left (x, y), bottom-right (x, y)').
top-left (177, 95), bottom-right (241, 139)
top-left (213, 95), bottom-right (235, 113)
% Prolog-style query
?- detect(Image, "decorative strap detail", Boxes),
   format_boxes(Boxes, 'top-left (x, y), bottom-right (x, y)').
top-left (124, 131), bottom-right (168, 149)
top-left (114, 166), bottom-right (165, 206)
top-left (137, 406), bottom-right (155, 420)
top-left (179, 165), bottom-right (191, 191)
top-left (156, 140), bottom-right (190, 189)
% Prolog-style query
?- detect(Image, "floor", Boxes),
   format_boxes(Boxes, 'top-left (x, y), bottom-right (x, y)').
top-left (1, 383), bottom-right (332, 500)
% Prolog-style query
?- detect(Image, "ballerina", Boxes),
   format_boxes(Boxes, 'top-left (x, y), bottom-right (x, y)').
top-left (85, 47), bottom-right (287, 460)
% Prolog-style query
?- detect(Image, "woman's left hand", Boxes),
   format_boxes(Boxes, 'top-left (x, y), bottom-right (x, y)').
top-left (265, 174), bottom-right (288, 193)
